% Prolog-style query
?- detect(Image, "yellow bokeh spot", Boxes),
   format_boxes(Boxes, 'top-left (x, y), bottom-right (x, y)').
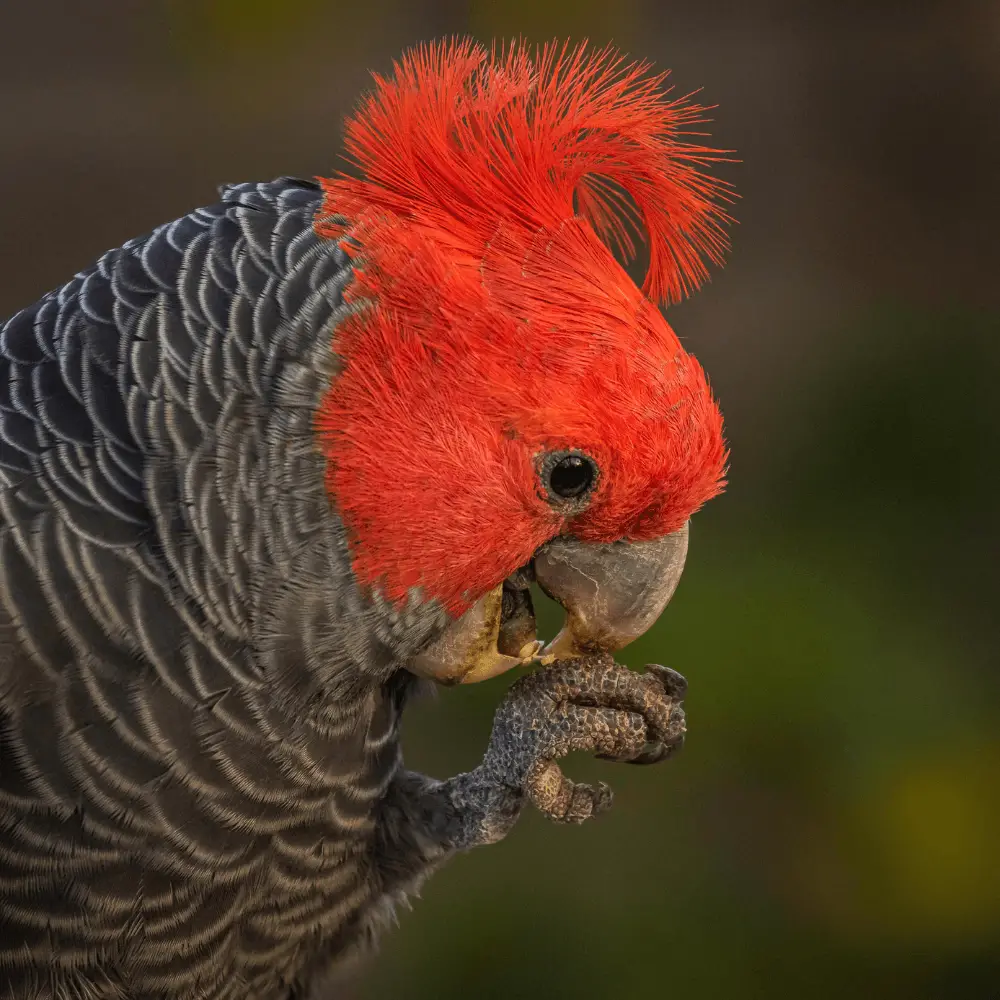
top-left (870, 743), bottom-right (1000, 942)
top-left (797, 741), bottom-right (1000, 949)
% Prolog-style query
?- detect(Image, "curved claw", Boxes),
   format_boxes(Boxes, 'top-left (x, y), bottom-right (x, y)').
top-left (597, 733), bottom-right (685, 766)
top-left (526, 760), bottom-right (614, 824)
top-left (595, 664), bottom-right (688, 765)
top-left (627, 739), bottom-right (685, 765)
top-left (647, 663), bottom-right (689, 701)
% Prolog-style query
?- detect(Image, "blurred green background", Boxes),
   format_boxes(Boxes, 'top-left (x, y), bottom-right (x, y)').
top-left (1, 1), bottom-right (997, 998)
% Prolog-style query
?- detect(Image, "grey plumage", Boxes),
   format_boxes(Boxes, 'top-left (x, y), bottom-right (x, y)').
top-left (0, 178), bottom-right (436, 997)
top-left (0, 178), bottom-right (686, 999)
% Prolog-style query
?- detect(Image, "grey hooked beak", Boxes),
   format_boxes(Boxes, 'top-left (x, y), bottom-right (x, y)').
top-left (534, 522), bottom-right (689, 659)
top-left (409, 523), bottom-right (689, 685)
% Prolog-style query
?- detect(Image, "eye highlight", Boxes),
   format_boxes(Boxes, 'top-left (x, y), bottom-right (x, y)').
top-left (542, 452), bottom-right (598, 502)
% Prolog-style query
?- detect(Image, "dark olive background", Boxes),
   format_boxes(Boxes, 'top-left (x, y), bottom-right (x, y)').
top-left (1, 2), bottom-right (997, 998)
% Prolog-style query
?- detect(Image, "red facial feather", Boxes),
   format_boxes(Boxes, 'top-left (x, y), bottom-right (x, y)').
top-left (314, 39), bottom-right (733, 615)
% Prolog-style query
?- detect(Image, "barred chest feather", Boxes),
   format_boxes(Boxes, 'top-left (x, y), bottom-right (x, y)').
top-left (0, 178), bottom-right (446, 998)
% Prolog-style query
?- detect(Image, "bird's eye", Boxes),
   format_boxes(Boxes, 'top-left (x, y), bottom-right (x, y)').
top-left (547, 453), bottom-right (597, 500)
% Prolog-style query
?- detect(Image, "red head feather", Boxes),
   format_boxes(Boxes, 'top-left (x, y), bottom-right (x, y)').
top-left (315, 39), bottom-right (733, 615)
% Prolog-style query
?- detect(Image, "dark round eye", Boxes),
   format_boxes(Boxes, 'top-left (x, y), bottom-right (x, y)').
top-left (548, 454), bottom-right (596, 500)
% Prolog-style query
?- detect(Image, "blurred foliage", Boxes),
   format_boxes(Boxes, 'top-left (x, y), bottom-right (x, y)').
top-left (162, 0), bottom-right (645, 102)
top-left (165, 0), bottom-right (332, 63)
top-left (161, 0), bottom-right (385, 108)
top-left (467, 0), bottom-right (637, 47)
top-left (363, 304), bottom-right (1000, 999)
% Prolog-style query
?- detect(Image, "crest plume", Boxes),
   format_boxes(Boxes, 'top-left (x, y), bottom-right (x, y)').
top-left (317, 38), bottom-right (734, 304)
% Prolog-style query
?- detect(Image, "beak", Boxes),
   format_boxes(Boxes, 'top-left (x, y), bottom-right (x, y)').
top-left (409, 582), bottom-right (542, 685)
top-left (408, 523), bottom-right (689, 685)
top-left (535, 522), bottom-right (689, 659)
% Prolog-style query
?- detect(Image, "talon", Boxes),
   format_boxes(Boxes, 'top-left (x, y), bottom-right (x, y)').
top-left (562, 781), bottom-right (612, 824)
top-left (525, 759), bottom-right (614, 825)
top-left (607, 735), bottom-right (685, 766)
top-left (590, 781), bottom-right (614, 815)
top-left (646, 663), bottom-right (688, 701)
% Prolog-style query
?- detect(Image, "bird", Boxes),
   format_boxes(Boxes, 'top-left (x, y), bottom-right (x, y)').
top-left (0, 38), bottom-right (732, 999)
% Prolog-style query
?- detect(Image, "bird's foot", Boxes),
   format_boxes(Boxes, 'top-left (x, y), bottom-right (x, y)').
top-left (481, 652), bottom-right (687, 824)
